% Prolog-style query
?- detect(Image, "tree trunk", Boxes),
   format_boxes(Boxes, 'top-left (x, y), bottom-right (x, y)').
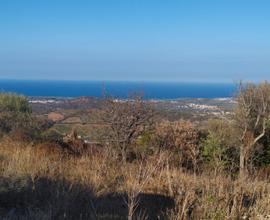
top-left (239, 146), bottom-right (247, 178)
top-left (193, 159), bottom-right (197, 177)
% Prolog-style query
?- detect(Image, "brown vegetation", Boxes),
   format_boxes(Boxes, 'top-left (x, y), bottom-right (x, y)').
top-left (101, 95), bottom-right (154, 161)
top-left (1, 82), bottom-right (270, 219)
top-left (1, 137), bottom-right (270, 219)
top-left (155, 120), bottom-right (200, 172)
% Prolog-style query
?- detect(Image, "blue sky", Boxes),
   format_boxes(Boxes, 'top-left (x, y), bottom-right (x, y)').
top-left (0, 0), bottom-right (270, 82)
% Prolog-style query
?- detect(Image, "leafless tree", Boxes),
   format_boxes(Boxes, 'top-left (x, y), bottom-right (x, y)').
top-left (101, 95), bottom-right (154, 161)
top-left (235, 81), bottom-right (270, 178)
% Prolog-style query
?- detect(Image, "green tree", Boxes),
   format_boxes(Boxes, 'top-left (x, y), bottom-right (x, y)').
top-left (0, 93), bottom-right (31, 113)
top-left (0, 93), bottom-right (32, 135)
top-left (0, 93), bottom-right (54, 141)
top-left (202, 133), bottom-right (227, 175)
top-left (202, 119), bottom-right (239, 175)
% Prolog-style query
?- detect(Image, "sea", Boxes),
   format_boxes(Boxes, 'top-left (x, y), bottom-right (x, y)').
top-left (0, 80), bottom-right (236, 100)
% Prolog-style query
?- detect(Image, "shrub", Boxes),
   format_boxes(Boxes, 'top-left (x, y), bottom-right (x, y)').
top-left (0, 93), bottom-right (53, 141)
top-left (0, 93), bottom-right (32, 134)
top-left (202, 119), bottom-right (239, 175)
top-left (0, 93), bottom-right (31, 113)
top-left (202, 133), bottom-right (227, 175)
top-left (135, 130), bottom-right (156, 159)
top-left (154, 120), bottom-right (200, 172)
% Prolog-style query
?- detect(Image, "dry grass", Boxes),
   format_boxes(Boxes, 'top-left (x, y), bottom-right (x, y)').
top-left (1, 137), bottom-right (270, 219)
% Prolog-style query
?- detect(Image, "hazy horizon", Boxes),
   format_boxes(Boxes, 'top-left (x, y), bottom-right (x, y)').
top-left (0, 77), bottom-right (242, 84)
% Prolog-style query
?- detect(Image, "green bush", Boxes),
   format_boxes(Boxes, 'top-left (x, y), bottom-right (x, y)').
top-left (201, 119), bottom-right (239, 174)
top-left (135, 131), bottom-right (156, 158)
top-left (202, 133), bottom-right (228, 173)
top-left (41, 128), bottom-right (64, 142)
top-left (0, 93), bottom-right (57, 142)
top-left (0, 93), bottom-right (31, 113)
top-left (0, 93), bottom-right (32, 134)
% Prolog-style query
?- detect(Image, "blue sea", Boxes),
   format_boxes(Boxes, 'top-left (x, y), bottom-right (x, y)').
top-left (0, 80), bottom-right (236, 99)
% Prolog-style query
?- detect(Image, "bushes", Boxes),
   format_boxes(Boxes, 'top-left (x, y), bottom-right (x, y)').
top-left (21, 118), bottom-right (55, 142)
top-left (2, 86), bottom-right (270, 218)
top-left (149, 119), bottom-right (242, 175)
top-left (0, 93), bottom-right (31, 135)
top-left (135, 131), bottom-right (156, 159)
top-left (0, 93), bottom-right (31, 113)
top-left (0, 93), bottom-right (52, 141)
top-left (201, 119), bottom-right (239, 175)
top-left (1, 138), bottom-right (270, 219)
top-left (153, 120), bottom-right (200, 172)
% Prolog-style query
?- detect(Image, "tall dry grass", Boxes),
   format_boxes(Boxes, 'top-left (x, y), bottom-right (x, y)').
top-left (1, 137), bottom-right (270, 219)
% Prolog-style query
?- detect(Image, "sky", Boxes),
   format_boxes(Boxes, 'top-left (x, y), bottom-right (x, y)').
top-left (0, 0), bottom-right (270, 82)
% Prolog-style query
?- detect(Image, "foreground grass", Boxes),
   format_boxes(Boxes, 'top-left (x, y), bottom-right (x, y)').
top-left (1, 138), bottom-right (270, 220)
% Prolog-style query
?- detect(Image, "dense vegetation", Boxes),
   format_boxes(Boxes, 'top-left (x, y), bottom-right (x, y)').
top-left (1, 82), bottom-right (270, 219)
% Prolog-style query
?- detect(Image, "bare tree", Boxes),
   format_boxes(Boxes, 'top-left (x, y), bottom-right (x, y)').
top-left (101, 95), bottom-right (154, 161)
top-left (235, 82), bottom-right (270, 178)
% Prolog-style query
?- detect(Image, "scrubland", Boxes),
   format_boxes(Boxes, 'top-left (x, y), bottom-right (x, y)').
top-left (1, 137), bottom-right (270, 220)
top-left (1, 82), bottom-right (270, 219)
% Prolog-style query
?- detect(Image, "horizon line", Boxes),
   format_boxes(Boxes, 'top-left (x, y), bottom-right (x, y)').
top-left (0, 78), bottom-right (253, 84)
